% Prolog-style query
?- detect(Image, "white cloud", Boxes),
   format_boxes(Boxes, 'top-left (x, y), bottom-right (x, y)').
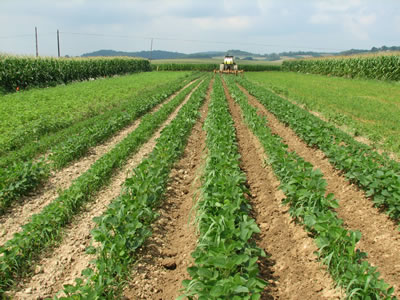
top-left (0, 0), bottom-right (398, 55)
top-left (395, 16), bottom-right (400, 33)
top-left (192, 16), bottom-right (253, 31)
top-left (309, 14), bottom-right (334, 24)
top-left (342, 13), bottom-right (376, 40)
top-left (309, 0), bottom-right (376, 41)
top-left (315, 0), bottom-right (361, 13)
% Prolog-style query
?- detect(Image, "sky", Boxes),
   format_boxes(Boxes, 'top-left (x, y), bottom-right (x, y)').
top-left (0, 0), bottom-right (399, 57)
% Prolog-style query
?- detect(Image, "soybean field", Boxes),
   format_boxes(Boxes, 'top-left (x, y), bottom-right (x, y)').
top-left (0, 58), bottom-right (399, 299)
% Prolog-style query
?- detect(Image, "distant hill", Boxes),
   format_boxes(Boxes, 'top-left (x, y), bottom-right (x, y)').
top-left (81, 49), bottom-right (263, 60)
top-left (81, 49), bottom-right (186, 59)
top-left (82, 46), bottom-right (400, 61)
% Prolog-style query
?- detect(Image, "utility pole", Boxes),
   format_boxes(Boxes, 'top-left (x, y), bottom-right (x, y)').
top-left (35, 26), bottom-right (39, 57)
top-left (57, 29), bottom-right (61, 57)
top-left (149, 38), bottom-right (153, 61)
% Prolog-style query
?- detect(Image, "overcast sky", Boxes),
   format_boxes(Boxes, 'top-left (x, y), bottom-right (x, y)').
top-left (1, 0), bottom-right (399, 56)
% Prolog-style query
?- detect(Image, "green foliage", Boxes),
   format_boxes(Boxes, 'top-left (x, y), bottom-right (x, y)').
top-left (282, 55), bottom-right (400, 81)
top-left (0, 55), bottom-right (151, 92)
top-left (0, 160), bottom-right (49, 213)
top-left (54, 76), bottom-right (212, 299)
top-left (0, 77), bottom-right (205, 294)
top-left (0, 73), bottom-right (200, 215)
top-left (153, 63), bottom-right (217, 71)
top-left (225, 75), bottom-right (395, 299)
top-left (238, 78), bottom-right (400, 223)
top-left (152, 63), bottom-right (280, 72)
top-left (181, 76), bottom-right (266, 299)
top-left (245, 71), bottom-right (400, 155)
top-left (0, 71), bottom-right (189, 157)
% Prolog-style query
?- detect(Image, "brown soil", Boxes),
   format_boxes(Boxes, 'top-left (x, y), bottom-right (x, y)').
top-left (9, 81), bottom-right (202, 300)
top-left (0, 80), bottom-right (196, 246)
top-left (122, 79), bottom-right (212, 300)
top-left (223, 80), bottom-right (342, 299)
top-left (238, 84), bottom-right (400, 297)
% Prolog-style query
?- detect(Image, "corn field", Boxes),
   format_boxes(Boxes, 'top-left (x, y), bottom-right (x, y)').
top-left (282, 55), bottom-right (400, 81)
top-left (0, 55), bottom-right (151, 92)
top-left (152, 63), bottom-right (281, 72)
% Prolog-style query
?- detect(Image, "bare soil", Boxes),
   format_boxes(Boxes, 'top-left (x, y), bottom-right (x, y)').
top-left (123, 80), bottom-right (212, 300)
top-left (0, 81), bottom-right (196, 246)
top-left (223, 80), bottom-right (342, 299)
top-left (9, 81), bottom-right (201, 300)
top-left (239, 84), bottom-right (400, 297)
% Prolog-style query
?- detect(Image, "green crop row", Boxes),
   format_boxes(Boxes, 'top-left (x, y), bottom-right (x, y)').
top-left (0, 72), bottom-right (189, 157)
top-left (0, 55), bottom-right (151, 92)
top-left (237, 78), bottom-right (400, 224)
top-left (153, 63), bottom-right (280, 72)
top-left (153, 63), bottom-right (217, 71)
top-left (0, 74), bottom-right (201, 215)
top-left (55, 77), bottom-right (211, 299)
top-left (181, 75), bottom-right (266, 300)
top-left (0, 78), bottom-right (203, 294)
top-left (224, 76), bottom-right (395, 299)
top-left (282, 55), bottom-right (400, 81)
top-left (0, 72), bottom-right (197, 167)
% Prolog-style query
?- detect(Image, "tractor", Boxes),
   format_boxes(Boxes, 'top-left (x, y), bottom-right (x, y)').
top-left (214, 55), bottom-right (243, 75)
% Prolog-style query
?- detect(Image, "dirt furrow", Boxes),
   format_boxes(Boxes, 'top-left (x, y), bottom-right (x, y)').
top-left (10, 81), bottom-right (201, 300)
top-left (223, 81), bottom-right (341, 300)
top-left (239, 85), bottom-right (400, 297)
top-left (122, 80), bottom-right (212, 300)
top-left (0, 80), bottom-right (195, 246)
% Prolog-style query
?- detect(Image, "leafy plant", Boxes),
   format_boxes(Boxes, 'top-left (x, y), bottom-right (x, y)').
top-left (0, 76), bottom-right (206, 294)
top-left (53, 76), bottom-right (212, 299)
top-left (180, 75), bottom-right (266, 300)
top-left (282, 55), bottom-right (400, 81)
top-left (0, 55), bottom-right (151, 92)
top-left (237, 77), bottom-right (400, 224)
top-left (224, 75), bottom-right (395, 299)
top-left (0, 73), bottom-right (201, 215)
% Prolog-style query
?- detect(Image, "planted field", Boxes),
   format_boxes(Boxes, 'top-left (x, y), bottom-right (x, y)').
top-left (0, 70), bottom-right (399, 299)
top-left (0, 55), bottom-right (151, 92)
top-left (246, 71), bottom-right (400, 156)
top-left (282, 54), bottom-right (400, 81)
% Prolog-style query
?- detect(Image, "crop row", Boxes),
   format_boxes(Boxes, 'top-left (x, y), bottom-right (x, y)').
top-left (0, 74), bottom-right (201, 215)
top-left (0, 77), bottom-right (204, 294)
top-left (0, 72), bottom-right (190, 157)
top-left (56, 76), bottom-right (212, 299)
top-left (0, 55), bottom-right (151, 92)
top-left (282, 55), bottom-right (400, 81)
top-left (224, 76), bottom-right (395, 299)
top-left (238, 78), bottom-right (400, 224)
top-left (0, 73), bottom-right (197, 165)
top-left (153, 63), bottom-right (281, 72)
top-left (181, 75), bottom-right (266, 299)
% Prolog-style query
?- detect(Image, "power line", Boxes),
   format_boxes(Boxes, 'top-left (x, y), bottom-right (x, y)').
top-left (0, 34), bottom-right (33, 39)
top-left (0, 32), bottom-right (55, 39)
top-left (0, 30), bottom-right (351, 53)
top-left (59, 31), bottom-right (348, 52)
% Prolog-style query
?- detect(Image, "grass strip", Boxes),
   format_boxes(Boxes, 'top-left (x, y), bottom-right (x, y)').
top-left (0, 77), bottom-right (203, 294)
top-left (238, 77), bottom-right (400, 225)
top-left (225, 75), bottom-right (395, 299)
top-left (54, 76), bottom-right (212, 299)
top-left (180, 75), bottom-right (266, 300)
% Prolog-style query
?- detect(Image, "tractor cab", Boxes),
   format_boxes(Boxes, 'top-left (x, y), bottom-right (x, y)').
top-left (214, 55), bottom-right (243, 74)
